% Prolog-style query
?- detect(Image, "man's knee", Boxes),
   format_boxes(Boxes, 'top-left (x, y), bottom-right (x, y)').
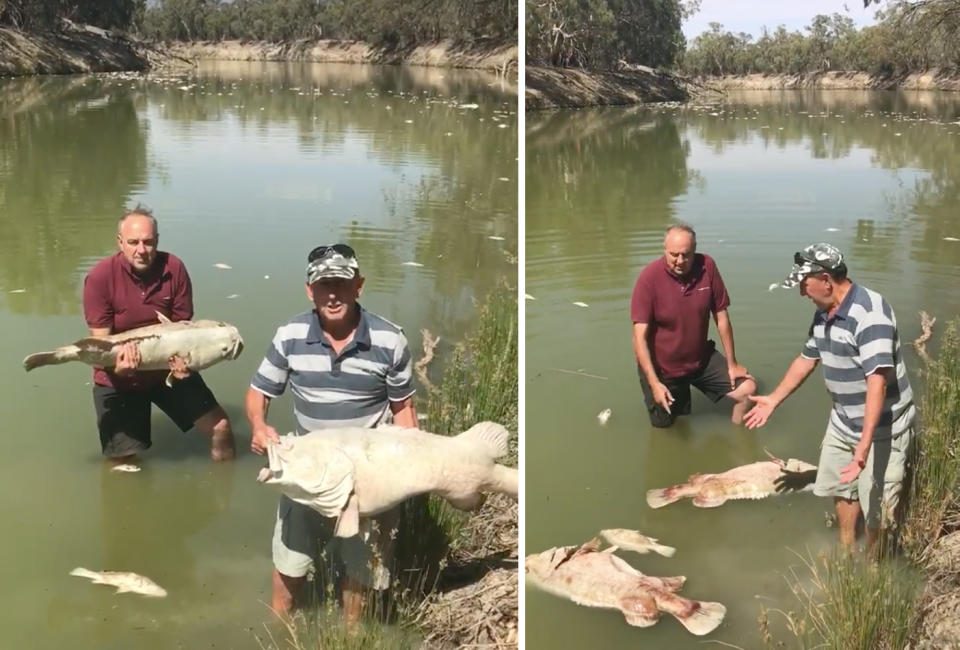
top-left (729, 377), bottom-right (756, 401)
top-left (648, 407), bottom-right (676, 428)
top-left (194, 406), bottom-right (232, 436)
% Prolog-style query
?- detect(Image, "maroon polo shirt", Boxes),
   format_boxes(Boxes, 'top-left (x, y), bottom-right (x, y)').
top-left (83, 251), bottom-right (194, 390)
top-left (630, 253), bottom-right (731, 379)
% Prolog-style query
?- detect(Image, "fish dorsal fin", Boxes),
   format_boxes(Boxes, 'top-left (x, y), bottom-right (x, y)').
top-left (155, 311), bottom-right (172, 324)
top-left (456, 421), bottom-right (509, 459)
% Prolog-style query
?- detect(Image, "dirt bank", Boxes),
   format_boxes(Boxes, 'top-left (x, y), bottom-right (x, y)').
top-left (526, 65), bottom-right (688, 110)
top-left (915, 530), bottom-right (960, 648)
top-left (0, 24), bottom-right (149, 76)
top-left (165, 38), bottom-right (516, 72)
top-left (705, 70), bottom-right (960, 92)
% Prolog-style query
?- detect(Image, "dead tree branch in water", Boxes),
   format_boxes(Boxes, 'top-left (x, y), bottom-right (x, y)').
top-left (914, 310), bottom-right (936, 365)
top-left (415, 328), bottom-right (440, 393)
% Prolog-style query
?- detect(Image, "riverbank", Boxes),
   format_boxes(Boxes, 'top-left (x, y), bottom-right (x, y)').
top-left (525, 64), bottom-right (688, 110)
top-left (703, 70), bottom-right (960, 91)
top-left (166, 38), bottom-right (516, 73)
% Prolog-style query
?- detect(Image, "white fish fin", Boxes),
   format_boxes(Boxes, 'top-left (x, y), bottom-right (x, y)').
top-left (456, 421), bottom-right (509, 459)
top-left (334, 493), bottom-right (360, 538)
top-left (651, 541), bottom-right (677, 558)
top-left (692, 494), bottom-right (728, 508)
top-left (646, 485), bottom-right (691, 509)
top-left (618, 596), bottom-right (659, 627)
top-left (674, 600), bottom-right (727, 636)
top-left (155, 311), bottom-right (172, 324)
top-left (114, 585), bottom-right (133, 594)
top-left (24, 344), bottom-right (83, 371)
top-left (164, 372), bottom-right (174, 388)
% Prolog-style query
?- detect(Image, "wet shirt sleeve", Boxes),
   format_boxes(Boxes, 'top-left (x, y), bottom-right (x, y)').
top-left (387, 330), bottom-right (416, 402)
top-left (855, 304), bottom-right (896, 376)
top-left (630, 274), bottom-right (653, 323)
top-left (250, 327), bottom-right (291, 397)
top-left (83, 265), bottom-right (113, 329)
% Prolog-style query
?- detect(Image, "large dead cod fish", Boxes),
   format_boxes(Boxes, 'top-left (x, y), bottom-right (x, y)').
top-left (525, 539), bottom-right (726, 635)
top-left (70, 567), bottom-right (167, 597)
top-left (646, 453), bottom-right (817, 509)
top-left (23, 313), bottom-right (243, 384)
top-left (258, 422), bottom-right (518, 538)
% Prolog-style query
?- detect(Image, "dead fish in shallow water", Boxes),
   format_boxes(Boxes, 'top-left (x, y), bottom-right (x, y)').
top-left (213, 262), bottom-right (232, 269)
top-left (646, 453), bottom-right (817, 509)
top-left (258, 422), bottom-right (518, 538)
top-left (110, 464), bottom-right (141, 473)
top-left (23, 313), bottom-right (243, 387)
top-left (597, 408), bottom-right (612, 425)
top-left (401, 261), bottom-right (424, 267)
top-left (70, 568), bottom-right (167, 597)
top-left (599, 529), bottom-right (675, 557)
top-left (525, 539), bottom-right (725, 635)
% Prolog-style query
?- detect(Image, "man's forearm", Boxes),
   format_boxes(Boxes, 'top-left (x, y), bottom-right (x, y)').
top-left (245, 388), bottom-right (271, 428)
top-left (632, 324), bottom-right (660, 385)
top-left (715, 311), bottom-right (738, 365)
top-left (769, 356), bottom-right (818, 404)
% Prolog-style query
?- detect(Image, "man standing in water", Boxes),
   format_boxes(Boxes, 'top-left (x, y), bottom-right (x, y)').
top-left (83, 206), bottom-right (236, 462)
top-left (246, 243), bottom-right (417, 623)
top-left (745, 243), bottom-right (915, 550)
top-left (631, 223), bottom-right (756, 427)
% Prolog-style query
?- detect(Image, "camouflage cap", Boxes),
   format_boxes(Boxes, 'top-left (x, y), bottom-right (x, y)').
top-left (778, 242), bottom-right (844, 289)
top-left (306, 244), bottom-right (359, 283)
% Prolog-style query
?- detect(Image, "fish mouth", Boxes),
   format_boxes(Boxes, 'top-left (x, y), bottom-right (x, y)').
top-left (232, 338), bottom-right (244, 359)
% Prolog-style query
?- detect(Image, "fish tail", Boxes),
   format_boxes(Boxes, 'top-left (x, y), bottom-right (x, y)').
top-left (457, 421), bottom-right (510, 459)
top-left (69, 567), bottom-right (100, 581)
top-left (23, 345), bottom-right (79, 371)
top-left (673, 600), bottom-right (727, 636)
top-left (488, 464), bottom-right (518, 498)
top-left (645, 484), bottom-right (695, 509)
top-left (651, 541), bottom-right (677, 558)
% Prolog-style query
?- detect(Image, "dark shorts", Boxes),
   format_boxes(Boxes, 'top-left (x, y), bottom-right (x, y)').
top-left (638, 347), bottom-right (747, 428)
top-left (92, 373), bottom-right (220, 457)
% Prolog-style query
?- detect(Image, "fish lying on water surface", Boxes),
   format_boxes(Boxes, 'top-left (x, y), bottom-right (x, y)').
top-left (646, 453), bottom-right (817, 509)
top-left (23, 313), bottom-right (243, 386)
top-left (258, 422), bottom-right (518, 538)
top-left (70, 568), bottom-right (167, 597)
top-left (599, 529), bottom-right (675, 557)
top-left (525, 539), bottom-right (725, 635)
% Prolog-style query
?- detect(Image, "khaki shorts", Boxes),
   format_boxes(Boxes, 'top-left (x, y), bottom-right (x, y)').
top-left (813, 422), bottom-right (913, 529)
top-left (272, 496), bottom-right (399, 590)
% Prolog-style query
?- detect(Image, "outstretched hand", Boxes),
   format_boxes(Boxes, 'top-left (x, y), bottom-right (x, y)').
top-left (743, 394), bottom-right (777, 429)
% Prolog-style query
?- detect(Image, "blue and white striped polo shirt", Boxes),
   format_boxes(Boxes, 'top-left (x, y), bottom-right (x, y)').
top-left (801, 284), bottom-right (914, 442)
top-left (250, 306), bottom-right (415, 433)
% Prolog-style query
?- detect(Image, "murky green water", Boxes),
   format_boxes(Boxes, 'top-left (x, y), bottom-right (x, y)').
top-left (525, 90), bottom-right (960, 648)
top-left (0, 60), bottom-right (516, 649)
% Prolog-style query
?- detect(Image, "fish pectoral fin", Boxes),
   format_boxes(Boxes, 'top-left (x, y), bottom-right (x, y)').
top-left (619, 595), bottom-right (659, 627)
top-left (691, 494), bottom-right (727, 508)
top-left (333, 493), bottom-right (360, 538)
top-left (114, 585), bottom-right (132, 593)
top-left (155, 311), bottom-right (173, 324)
top-left (164, 372), bottom-right (174, 388)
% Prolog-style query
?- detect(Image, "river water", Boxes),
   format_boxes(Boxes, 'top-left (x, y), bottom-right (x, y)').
top-left (525, 90), bottom-right (960, 648)
top-left (0, 61), bottom-right (516, 649)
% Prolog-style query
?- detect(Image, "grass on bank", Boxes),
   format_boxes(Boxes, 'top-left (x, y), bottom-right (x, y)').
top-left (255, 284), bottom-right (519, 649)
top-left (764, 317), bottom-right (960, 649)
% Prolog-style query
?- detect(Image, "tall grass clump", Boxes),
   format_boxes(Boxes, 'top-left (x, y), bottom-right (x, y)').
top-left (901, 317), bottom-right (960, 560)
top-left (769, 550), bottom-right (924, 650)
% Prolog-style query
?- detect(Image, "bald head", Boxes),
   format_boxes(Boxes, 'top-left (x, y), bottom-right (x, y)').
top-left (663, 224), bottom-right (696, 278)
top-left (117, 212), bottom-right (159, 274)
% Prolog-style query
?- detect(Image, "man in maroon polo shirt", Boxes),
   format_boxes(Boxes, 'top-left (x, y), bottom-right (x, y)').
top-left (82, 206), bottom-right (236, 462)
top-left (630, 223), bottom-right (756, 427)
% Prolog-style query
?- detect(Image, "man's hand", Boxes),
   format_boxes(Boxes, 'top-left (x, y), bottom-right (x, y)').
top-left (114, 341), bottom-right (141, 376)
top-left (167, 354), bottom-right (191, 380)
top-left (651, 381), bottom-right (675, 414)
top-left (251, 424), bottom-right (280, 456)
top-left (839, 445), bottom-right (868, 484)
top-left (774, 467), bottom-right (817, 493)
top-left (744, 394), bottom-right (778, 429)
top-left (727, 362), bottom-right (751, 388)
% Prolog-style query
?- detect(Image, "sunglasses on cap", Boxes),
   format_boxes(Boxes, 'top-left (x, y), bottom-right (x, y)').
top-left (308, 244), bottom-right (356, 262)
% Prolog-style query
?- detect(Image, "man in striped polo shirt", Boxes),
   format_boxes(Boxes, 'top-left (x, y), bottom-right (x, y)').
top-left (745, 243), bottom-right (915, 551)
top-left (245, 243), bottom-right (417, 621)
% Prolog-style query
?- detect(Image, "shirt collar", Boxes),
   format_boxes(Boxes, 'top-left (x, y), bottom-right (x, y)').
top-left (307, 304), bottom-right (371, 349)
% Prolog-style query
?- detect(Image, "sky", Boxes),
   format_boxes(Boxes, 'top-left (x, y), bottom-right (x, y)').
top-left (682, 0), bottom-right (881, 40)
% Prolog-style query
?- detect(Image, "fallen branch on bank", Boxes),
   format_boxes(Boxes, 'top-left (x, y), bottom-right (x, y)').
top-left (915, 310), bottom-right (936, 365)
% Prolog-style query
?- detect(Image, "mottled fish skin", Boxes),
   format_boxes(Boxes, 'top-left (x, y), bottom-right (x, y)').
top-left (599, 529), bottom-right (676, 557)
top-left (525, 541), bottom-right (725, 635)
top-left (646, 456), bottom-right (817, 509)
top-left (69, 568), bottom-right (167, 597)
top-left (23, 318), bottom-right (243, 373)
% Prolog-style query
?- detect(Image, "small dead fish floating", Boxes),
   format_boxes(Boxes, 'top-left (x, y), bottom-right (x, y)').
top-left (597, 408), bottom-right (612, 425)
top-left (573, 301), bottom-right (589, 308)
top-left (599, 529), bottom-right (675, 557)
top-left (110, 464), bottom-right (141, 473)
top-left (401, 262), bottom-right (424, 268)
top-left (213, 263), bottom-right (232, 270)
top-left (70, 568), bottom-right (167, 597)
